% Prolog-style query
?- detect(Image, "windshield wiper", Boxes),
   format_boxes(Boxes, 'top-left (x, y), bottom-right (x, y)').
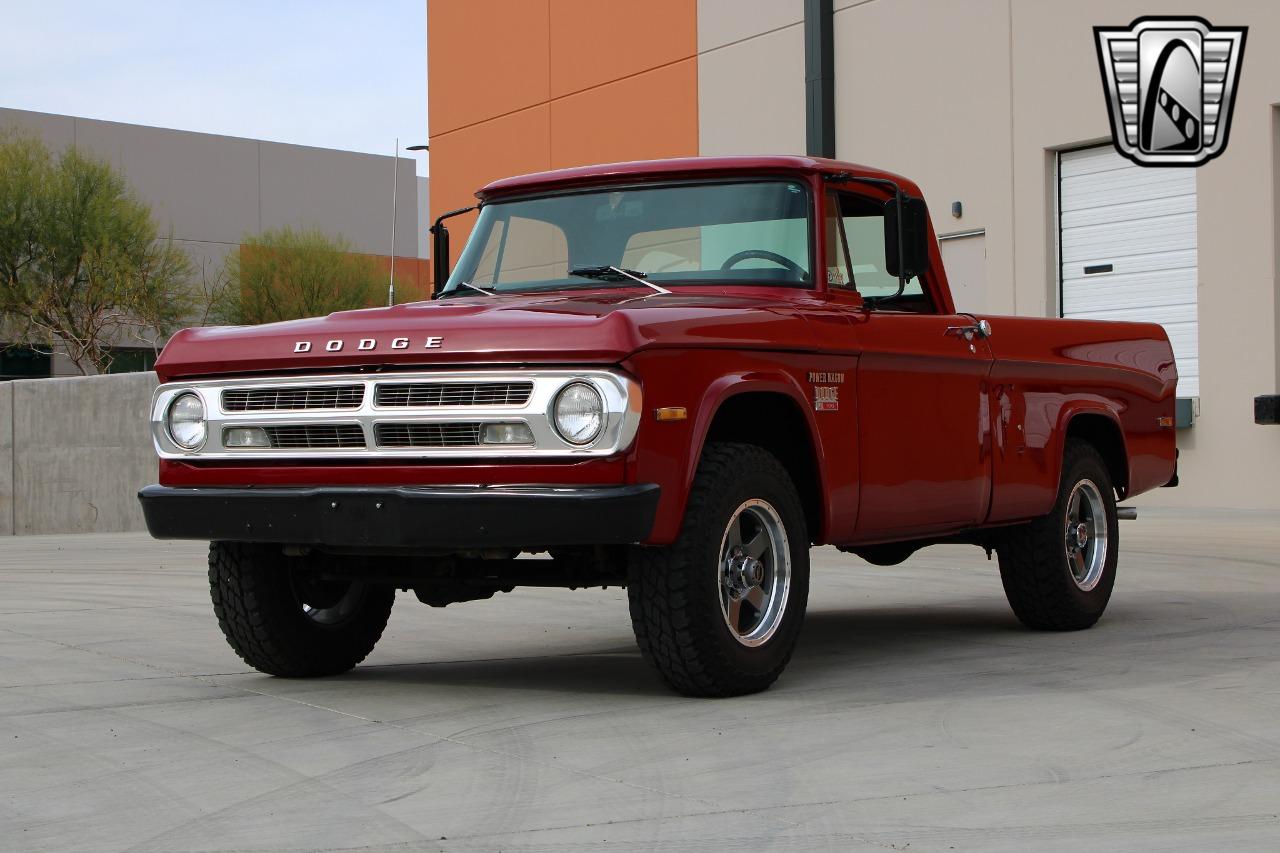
top-left (569, 265), bottom-right (671, 295)
top-left (443, 281), bottom-right (496, 298)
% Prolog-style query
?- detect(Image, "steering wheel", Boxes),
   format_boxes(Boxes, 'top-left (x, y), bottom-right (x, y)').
top-left (719, 249), bottom-right (805, 276)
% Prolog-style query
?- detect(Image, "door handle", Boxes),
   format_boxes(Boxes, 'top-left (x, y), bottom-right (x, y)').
top-left (945, 319), bottom-right (992, 341)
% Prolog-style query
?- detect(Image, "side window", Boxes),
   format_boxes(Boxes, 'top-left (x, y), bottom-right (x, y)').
top-left (837, 192), bottom-right (931, 310)
top-left (824, 192), bottom-right (854, 289)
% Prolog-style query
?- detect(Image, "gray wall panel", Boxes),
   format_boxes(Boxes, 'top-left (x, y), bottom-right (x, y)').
top-left (0, 107), bottom-right (74, 150)
top-left (11, 372), bottom-right (157, 534)
top-left (259, 142), bottom-right (418, 257)
top-left (74, 118), bottom-right (261, 245)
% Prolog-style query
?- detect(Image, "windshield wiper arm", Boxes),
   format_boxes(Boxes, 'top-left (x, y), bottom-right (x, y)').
top-left (447, 281), bottom-right (496, 297)
top-left (569, 265), bottom-right (671, 295)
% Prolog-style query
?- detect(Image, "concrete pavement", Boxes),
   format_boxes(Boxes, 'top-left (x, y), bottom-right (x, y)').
top-left (1, 509), bottom-right (1278, 851)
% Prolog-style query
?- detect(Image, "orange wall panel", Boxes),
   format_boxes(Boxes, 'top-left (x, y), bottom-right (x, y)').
top-left (549, 59), bottom-right (698, 169)
top-left (549, 0), bottom-right (698, 97)
top-left (429, 104), bottom-right (553, 248)
top-left (428, 0), bottom-right (551, 136)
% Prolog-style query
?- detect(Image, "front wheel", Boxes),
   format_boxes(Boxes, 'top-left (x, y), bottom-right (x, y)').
top-left (208, 543), bottom-right (395, 676)
top-left (997, 439), bottom-right (1119, 630)
top-left (627, 442), bottom-right (810, 697)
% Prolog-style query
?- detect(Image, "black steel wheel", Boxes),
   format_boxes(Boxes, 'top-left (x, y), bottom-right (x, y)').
top-left (208, 543), bottom-right (394, 677)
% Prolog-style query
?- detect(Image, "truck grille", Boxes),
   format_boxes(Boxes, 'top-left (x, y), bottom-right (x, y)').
top-left (263, 424), bottom-right (366, 449)
top-left (223, 385), bottom-right (364, 412)
top-left (374, 382), bottom-right (533, 408)
top-left (375, 422), bottom-right (483, 448)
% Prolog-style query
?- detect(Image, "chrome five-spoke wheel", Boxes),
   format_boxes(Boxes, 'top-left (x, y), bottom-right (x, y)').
top-left (1064, 478), bottom-right (1108, 592)
top-left (719, 499), bottom-right (791, 647)
top-left (626, 442), bottom-right (810, 696)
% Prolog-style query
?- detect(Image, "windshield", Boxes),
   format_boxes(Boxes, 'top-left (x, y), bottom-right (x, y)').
top-left (442, 180), bottom-right (813, 295)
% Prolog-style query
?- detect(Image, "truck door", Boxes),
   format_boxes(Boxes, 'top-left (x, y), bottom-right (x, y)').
top-left (825, 190), bottom-right (995, 537)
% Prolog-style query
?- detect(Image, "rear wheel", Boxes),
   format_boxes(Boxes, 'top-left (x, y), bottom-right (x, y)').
top-left (208, 543), bottom-right (394, 676)
top-left (627, 442), bottom-right (810, 697)
top-left (997, 439), bottom-right (1118, 630)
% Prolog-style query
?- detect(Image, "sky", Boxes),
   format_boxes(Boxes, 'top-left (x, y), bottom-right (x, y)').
top-left (0, 0), bottom-right (430, 174)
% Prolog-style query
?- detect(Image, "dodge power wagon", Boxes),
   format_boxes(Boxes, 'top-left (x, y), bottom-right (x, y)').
top-left (140, 156), bottom-right (1179, 697)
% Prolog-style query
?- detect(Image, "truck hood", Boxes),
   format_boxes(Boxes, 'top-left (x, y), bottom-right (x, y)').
top-left (155, 289), bottom-right (831, 381)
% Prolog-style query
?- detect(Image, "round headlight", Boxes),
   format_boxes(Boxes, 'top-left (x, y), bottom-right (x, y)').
top-left (553, 382), bottom-right (604, 446)
top-left (166, 392), bottom-right (206, 450)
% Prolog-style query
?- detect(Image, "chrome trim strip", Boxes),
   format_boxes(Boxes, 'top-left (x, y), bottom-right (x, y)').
top-left (150, 369), bottom-right (642, 460)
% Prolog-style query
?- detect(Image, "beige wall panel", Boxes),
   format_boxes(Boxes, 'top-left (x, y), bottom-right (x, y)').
top-left (0, 107), bottom-right (74, 151)
top-left (1008, 0), bottom-right (1280, 508)
top-left (260, 143), bottom-right (417, 257)
top-left (832, 0), bottom-right (1016, 314)
top-left (74, 118), bottom-right (260, 246)
top-left (938, 233), bottom-right (987, 314)
top-left (698, 22), bottom-right (806, 157)
top-left (697, 0), bottom-right (803, 52)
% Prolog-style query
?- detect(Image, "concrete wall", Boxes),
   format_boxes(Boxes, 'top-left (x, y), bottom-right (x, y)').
top-left (0, 383), bottom-right (13, 535)
top-left (0, 373), bottom-right (157, 535)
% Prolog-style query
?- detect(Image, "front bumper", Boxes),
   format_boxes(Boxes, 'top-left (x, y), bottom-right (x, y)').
top-left (138, 483), bottom-right (660, 550)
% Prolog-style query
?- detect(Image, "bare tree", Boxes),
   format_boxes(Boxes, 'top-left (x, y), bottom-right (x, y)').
top-left (0, 131), bottom-right (193, 374)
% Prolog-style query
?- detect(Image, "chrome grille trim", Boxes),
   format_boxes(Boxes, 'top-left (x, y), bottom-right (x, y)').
top-left (263, 424), bottom-right (366, 449)
top-left (375, 422), bottom-right (482, 448)
top-left (223, 384), bottom-right (363, 412)
top-left (375, 381), bottom-right (532, 408)
top-left (149, 369), bottom-right (642, 460)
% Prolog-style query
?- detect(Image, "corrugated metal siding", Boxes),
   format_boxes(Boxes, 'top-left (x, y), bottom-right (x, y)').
top-left (1059, 145), bottom-right (1198, 397)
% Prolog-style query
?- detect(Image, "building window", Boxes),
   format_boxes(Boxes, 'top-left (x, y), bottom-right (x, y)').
top-left (106, 348), bottom-right (158, 374)
top-left (0, 346), bottom-right (52, 381)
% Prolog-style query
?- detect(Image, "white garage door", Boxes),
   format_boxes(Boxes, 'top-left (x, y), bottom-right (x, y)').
top-left (1059, 145), bottom-right (1198, 398)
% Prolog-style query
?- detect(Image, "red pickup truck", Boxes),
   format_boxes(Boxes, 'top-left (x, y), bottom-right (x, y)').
top-left (141, 156), bottom-right (1178, 697)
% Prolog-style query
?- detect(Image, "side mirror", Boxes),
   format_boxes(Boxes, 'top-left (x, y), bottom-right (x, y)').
top-left (883, 196), bottom-right (930, 280)
top-left (428, 205), bottom-right (478, 296)
top-left (430, 222), bottom-right (450, 296)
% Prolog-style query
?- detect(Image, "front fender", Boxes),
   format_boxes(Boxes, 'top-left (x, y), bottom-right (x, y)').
top-left (624, 349), bottom-right (856, 544)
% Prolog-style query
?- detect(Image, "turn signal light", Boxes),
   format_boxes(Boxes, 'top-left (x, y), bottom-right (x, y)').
top-left (481, 423), bottom-right (535, 445)
top-left (224, 427), bottom-right (271, 448)
top-left (654, 407), bottom-right (688, 422)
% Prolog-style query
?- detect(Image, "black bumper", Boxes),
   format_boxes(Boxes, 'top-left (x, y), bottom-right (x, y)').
top-left (138, 483), bottom-right (660, 550)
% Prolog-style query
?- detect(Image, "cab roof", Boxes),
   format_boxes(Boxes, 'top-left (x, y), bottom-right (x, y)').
top-left (476, 155), bottom-right (922, 201)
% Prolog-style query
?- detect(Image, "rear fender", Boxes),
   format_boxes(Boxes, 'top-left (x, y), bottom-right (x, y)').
top-left (1053, 403), bottom-right (1130, 499)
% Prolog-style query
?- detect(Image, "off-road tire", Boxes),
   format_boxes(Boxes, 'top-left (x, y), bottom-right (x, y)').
top-left (208, 542), bottom-right (395, 676)
top-left (997, 439), bottom-right (1119, 630)
top-left (627, 442), bottom-right (810, 697)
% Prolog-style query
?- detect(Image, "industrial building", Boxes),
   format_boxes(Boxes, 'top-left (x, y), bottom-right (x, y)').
top-left (0, 106), bottom-right (428, 378)
top-left (425, 0), bottom-right (1280, 510)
